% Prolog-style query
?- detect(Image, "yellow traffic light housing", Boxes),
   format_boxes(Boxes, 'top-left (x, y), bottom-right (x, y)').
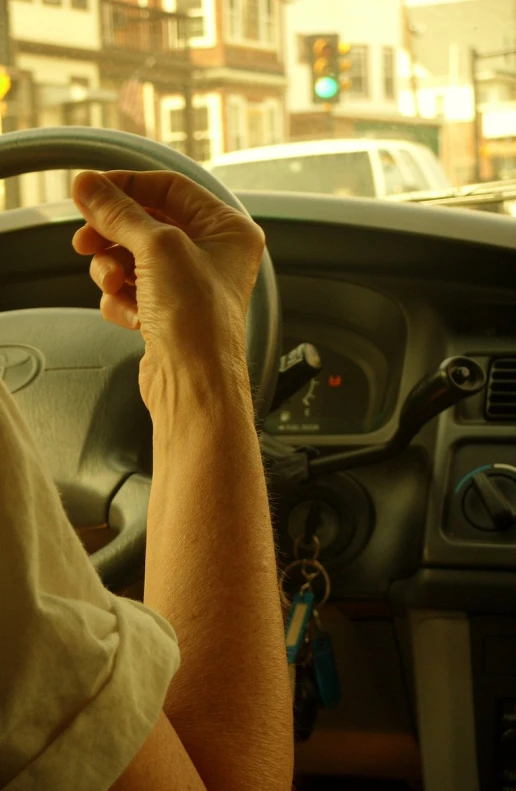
top-left (0, 69), bottom-right (12, 101)
top-left (308, 34), bottom-right (340, 104)
top-left (339, 42), bottom-right (352, 92)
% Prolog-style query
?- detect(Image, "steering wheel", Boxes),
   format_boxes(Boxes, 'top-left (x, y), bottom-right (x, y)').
top-left (0, 127), bottom-right (280, 587)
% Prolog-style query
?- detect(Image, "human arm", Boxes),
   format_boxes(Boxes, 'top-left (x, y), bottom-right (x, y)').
top-left (72, 170), bottom-right (294, 791)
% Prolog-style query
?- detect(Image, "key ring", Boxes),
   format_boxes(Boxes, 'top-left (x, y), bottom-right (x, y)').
top-left (279, 558), bottom-right (331, 609)
top-left (300, 560), bottom-right (320, 591)
top-left (293, 532), bottom-right (320, 562)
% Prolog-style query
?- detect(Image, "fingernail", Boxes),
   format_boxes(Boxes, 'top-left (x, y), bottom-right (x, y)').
top-left (125, 309), bottom-right (139, 328)
top-left (74, 172), bottom-right (107, 206)
top-left (98, 263), bottom-right (114, 287)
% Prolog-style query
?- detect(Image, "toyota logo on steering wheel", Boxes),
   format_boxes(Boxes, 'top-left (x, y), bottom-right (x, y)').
top-left (0, 345), bottom-right (44, 394)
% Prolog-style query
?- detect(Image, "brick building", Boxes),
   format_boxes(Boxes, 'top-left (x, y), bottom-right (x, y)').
top-left (158, 0), bottom-right (287, 159)
top-left (3, 0), bottom-right (288, 206)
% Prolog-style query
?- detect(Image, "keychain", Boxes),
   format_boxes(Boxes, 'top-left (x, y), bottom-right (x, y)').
top-left (289, 532), bottom-right (341, 710)
top-left (285, 588), bottom-right (314, 664)
top-left (280, 553), bottom-right (331, 737)
top-left (310, 608), bottom-right (341, 710)
top-left (280, 544), bottom-right (340, 723)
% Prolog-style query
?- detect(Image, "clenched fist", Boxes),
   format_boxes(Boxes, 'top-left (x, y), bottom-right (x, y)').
top-left (71, 170), bottom-right (265, 410)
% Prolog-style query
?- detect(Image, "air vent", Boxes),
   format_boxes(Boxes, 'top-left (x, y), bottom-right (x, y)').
top-left (486, 358), bottom-right (516, 420)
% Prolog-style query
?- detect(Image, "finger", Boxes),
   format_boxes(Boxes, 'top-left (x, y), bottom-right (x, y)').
top-left (90, 246), bottom-right (136, 294)
top-left (72, 172), bottom-right (158, 254)
top-left (99, 286), bottom-right (139, 330)
top-left (73, 224), bottom-right (109, 255)
top-left (101, 171), bottom-right (240, 238)
top-left (73, 206), bottom-right (182, 255)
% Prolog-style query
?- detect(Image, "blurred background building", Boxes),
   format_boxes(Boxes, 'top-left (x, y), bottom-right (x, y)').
top-left (0, 0), bottom-right (515, 204)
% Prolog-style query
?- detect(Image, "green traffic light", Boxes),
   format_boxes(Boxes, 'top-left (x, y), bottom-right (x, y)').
top-left (315, 75), bottom-right (339, 100)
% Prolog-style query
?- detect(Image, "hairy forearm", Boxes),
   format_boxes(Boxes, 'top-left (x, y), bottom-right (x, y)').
top-left (143, 354), bottom-right (294, 791)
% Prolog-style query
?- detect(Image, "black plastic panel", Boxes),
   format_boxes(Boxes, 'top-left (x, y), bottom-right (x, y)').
top-left (470, 617), bottom-right (516, 791)
top-left (390, 569), bottom-right (516, 614)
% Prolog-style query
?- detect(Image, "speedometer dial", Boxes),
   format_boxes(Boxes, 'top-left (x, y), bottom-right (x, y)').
top-left (265, 339), bottom-right (381, 436)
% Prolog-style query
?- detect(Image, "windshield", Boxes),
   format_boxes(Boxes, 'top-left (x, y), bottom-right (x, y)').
top-left (0, 0), bottom-right (512, 211)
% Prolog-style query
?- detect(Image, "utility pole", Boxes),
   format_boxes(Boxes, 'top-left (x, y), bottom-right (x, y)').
top-left (403, 1), bottom-right (421, 117)
top-left (323, 102), bottom-right (334, 137)
top-left (470, 47), bottom-right (481, 182)
top-left (0, 0), bottom-right (20, 208)
top-left (181, 13), bottom-right (195, 160)
top-left (0, 0), bottom-right (12, 69)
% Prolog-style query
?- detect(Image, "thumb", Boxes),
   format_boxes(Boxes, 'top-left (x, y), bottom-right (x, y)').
top-left (72, 171), bottom-right (155, 253)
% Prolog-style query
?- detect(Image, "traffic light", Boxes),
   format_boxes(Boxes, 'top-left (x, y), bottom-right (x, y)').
top-left (308, 34), bottom-right (341, 104)
top-left (339, 42), bottom-right (352, 92)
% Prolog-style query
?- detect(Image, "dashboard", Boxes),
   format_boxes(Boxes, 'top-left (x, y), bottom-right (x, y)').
top-left (264, 278), bottom-right (406, 437)
top-left (2, 191), bottom-right (516, 791)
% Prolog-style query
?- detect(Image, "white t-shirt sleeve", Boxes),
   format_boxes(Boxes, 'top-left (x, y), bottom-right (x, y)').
top-left (0, 380), bottom-right (180, 790)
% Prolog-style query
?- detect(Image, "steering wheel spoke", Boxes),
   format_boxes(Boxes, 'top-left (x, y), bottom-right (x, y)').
top-left (94, 473), bottom-right (152, 585)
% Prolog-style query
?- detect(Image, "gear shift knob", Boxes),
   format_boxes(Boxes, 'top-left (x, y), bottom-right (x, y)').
top-left (396, 356), bottom-right (486, 446)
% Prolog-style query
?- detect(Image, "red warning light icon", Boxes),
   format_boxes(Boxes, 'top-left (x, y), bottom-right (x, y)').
top-left (328, 374), bottom-right (342, 388)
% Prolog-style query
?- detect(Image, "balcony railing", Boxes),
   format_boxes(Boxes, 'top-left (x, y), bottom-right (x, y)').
top-left (101, 0), bottom-right (190, 57)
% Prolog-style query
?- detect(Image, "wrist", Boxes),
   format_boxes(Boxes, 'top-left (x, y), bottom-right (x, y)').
top-left (142, 346), bottom-right (255, 437)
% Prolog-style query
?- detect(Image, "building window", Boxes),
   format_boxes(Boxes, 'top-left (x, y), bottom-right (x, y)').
top-left (264, 99), bottom-right (282, 144)
top-left (382, 46), bottom-right (395, 100)
top-left (248, 102), bottom-right (265, 147)
top-left (162, 93), bottom-right (221, 161)
top-left (227, 95), bottom-right (246, 151)
top-left (244, 0), bottom-right (260, 40)
top-left (71, 0), bottom-right (88, 9)
top-left (170, 0), bottom-right (214, 47)
top-left (177, 0), bottom-right (204, 37)
top-left (227, 95), bottom-right (282, 150)
top-left (349, 45), bottom-right (369, 98)
top-left (188, 14), bottom-right (205, 37)
top-left (225, 0), bottom-right (276, 47)
top-left (264, 0), bottom-right (274, 44)
top-left (168, 107), bottom-right (187, 154)
top-left (65, 77), bottom-right (91, 126)
top-left (227, 0), bottom-right (239, 39)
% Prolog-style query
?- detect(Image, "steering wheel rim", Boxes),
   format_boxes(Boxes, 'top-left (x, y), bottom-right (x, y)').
top-left (0, 126), bottom-right (281, 585)
top-left (0, 126), bottom-right (281, 415)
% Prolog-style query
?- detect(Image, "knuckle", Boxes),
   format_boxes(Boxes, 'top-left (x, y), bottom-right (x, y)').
top-left (99, 196), bottom-right (137, 235)
top-left (146, 225), bottom-right (180, 256)
top-left (244, 219), bottom-right (266, 257)
top-left (251, 221), bottom-right (266, 250)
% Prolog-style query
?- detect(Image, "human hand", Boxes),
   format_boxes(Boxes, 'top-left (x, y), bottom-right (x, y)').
top-left (71, 170), bottom-right (265, 409)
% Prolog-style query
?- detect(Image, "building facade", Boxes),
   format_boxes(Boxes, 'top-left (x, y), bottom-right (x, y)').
top-left (284, 0), bottom-right (426, 142)
top-left (402, 0), bottom-right (516, 184)
top-left (3, 0), bottom-right (288, 207)
top-left (159, 0), bottom-right (287, 157)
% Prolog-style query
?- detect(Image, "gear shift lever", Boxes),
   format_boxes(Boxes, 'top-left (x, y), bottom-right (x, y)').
top-left (307, 356), bottom-right (486, 478)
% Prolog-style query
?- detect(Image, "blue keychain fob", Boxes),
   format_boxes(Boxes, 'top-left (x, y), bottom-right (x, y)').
top-left (311, 631), bottom-right (341, 709)
top-left (285, 589), bottom-right (314, 664)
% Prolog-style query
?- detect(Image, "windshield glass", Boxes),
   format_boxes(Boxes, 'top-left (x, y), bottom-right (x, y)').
top-left (0, 0), bottom-right (511, 211)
